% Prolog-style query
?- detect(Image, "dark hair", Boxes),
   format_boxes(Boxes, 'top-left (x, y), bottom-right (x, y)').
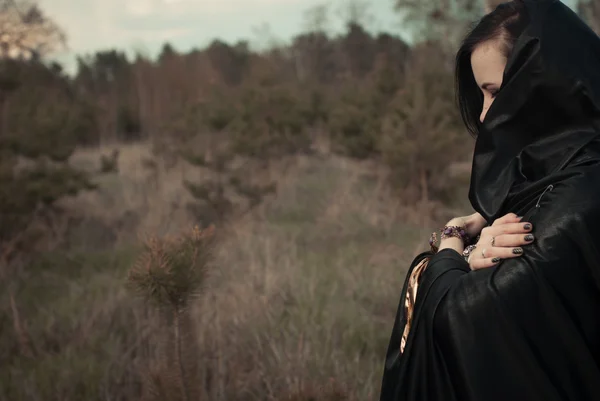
top-left (455, 0), bottom-right (530, 136)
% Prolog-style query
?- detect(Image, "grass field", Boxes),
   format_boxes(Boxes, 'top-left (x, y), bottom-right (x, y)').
top-left (1, 143), bottom-right (467, 401)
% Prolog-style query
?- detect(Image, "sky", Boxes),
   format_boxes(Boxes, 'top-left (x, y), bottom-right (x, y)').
top-left (39, 0), bottom-right (577, 75)
top-left (40, 0), bottom-right (404, 74)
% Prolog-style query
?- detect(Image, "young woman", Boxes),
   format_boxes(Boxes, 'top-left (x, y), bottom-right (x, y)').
top-left (380, 1), bottom-right (600, 400)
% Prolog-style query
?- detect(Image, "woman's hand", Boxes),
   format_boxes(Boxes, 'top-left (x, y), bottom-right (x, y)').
top-left (461, 212), bottom-right (488, 239)
top-left (438, 212), bottom-right (488, 254)
top-left (468, 212), bottom-right (535, 270)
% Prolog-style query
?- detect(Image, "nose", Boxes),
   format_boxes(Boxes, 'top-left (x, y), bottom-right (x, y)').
top-left (480, 107), bottom-right (487, 123)
top-left (480, 99), bottom-right (492, 123)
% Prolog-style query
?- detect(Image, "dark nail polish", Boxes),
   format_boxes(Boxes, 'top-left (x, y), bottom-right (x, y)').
top-left (525, 234), bottom-right (534, 241)
top-left (512, 248), bottom-right (523, 254)
top-left (492, 257), bottom-right (501, 263)
top-left (524, 223), bottom-right (532, 230)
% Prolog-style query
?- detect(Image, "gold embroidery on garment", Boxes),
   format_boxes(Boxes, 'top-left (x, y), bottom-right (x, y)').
top-left (400, 257), bottom-right (430, 354)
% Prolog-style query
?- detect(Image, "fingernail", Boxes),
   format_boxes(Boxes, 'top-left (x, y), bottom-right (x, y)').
top-left (525, 234), bottom-right (534, 241)
top-left (517, 216), bottom-right (523, 219)
top-left (524, 223), bottom-right (532, 230)
top-left (492, 257), bottom-right (501, 263)
top-left (512, 247), bottom-right (523, 254)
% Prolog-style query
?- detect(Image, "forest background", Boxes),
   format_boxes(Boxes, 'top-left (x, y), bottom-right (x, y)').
top-left (2, 0), bottom-right (598, 400)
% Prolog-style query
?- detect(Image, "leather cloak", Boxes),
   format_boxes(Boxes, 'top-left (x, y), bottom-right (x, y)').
top-left (380, 1), bottom-right (600, 400)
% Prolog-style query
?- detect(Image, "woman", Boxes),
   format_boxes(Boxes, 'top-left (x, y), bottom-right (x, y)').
top-left (380, 0), bottom-right (600, 400)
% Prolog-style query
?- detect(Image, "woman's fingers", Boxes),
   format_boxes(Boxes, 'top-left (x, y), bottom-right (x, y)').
top-left (482, 221), bottom-right (533, 237)
top-left (492, 213), bottom-right (522, 226)
top-left (470, 257), bottom-right (502, 270)
top-left (469, 247), bottom-right (523, 270)
top-left (489, 233), bottom-right (535, 248)
top-left (470, 238), bottom-right (534, 270)
top-left (477, 246), bottom-right (525, 260)
top-left (469, 220), bottom-right (534, 270)
top-left (467, 213), bottom-right (536, 270)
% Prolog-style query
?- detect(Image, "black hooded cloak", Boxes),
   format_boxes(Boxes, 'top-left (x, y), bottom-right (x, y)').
top-left (380, 1), bottom-right (600, 400)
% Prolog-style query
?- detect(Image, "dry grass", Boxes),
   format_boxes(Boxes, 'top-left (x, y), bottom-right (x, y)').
top-left (0, 142), bottom-right (465, 400)
top-left (66, 142), bottom-right (196, 242)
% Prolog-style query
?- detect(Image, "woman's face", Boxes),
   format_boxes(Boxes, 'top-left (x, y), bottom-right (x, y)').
top-left (471, 40), bottom-right (508, 123)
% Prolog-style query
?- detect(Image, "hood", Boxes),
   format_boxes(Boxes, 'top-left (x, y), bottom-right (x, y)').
top-left (468, 0), bottom-right (600, 222)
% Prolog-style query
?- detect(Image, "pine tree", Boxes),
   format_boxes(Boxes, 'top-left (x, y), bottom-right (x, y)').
top-left (379, 43), bottom-right (468, 211)
top-left (181, 149), bottom-right (276, 226)
top-left (0, 5), bottom-right (94, 267)
top-left (127, 225), bottom-right (216, 401)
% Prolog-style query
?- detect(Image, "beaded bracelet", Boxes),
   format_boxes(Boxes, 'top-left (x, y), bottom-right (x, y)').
top-left (462, 244), bottom-right (478, 262)
top-left (429, 225), bottom-right (471, 254)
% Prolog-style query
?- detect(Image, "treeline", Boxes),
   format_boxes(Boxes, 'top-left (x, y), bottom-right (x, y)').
top-left (70, 20), bottom-right (466, 194)
top-left (1, 6), bottom-right (473, 263)
top-left (4, 0), bottom-right (599, 261)
top-left (73, 23), bottom-right (411, 149)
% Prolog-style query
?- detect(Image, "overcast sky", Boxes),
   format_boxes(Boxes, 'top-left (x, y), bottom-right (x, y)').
top-left (40, 0), bottom-right (402, 73)
top-left (39, 0), bottom-right (577, 74)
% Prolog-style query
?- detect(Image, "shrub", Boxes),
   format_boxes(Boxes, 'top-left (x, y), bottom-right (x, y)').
top-left (127, 225), bottom-right (216, 401)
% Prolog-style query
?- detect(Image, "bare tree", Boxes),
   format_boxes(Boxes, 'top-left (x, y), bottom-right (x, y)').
top-left (394, 0), bottom-right (484, 48)
top-left (303, 3), bottom-right (330, 34)
top-left (336, 0), bottom-right (375, 29)
top-left (0, 0), bottom-right (66, 60)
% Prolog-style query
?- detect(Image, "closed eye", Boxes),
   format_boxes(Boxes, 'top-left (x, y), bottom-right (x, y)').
top-left (481, 82), bottom-right (500, 98)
